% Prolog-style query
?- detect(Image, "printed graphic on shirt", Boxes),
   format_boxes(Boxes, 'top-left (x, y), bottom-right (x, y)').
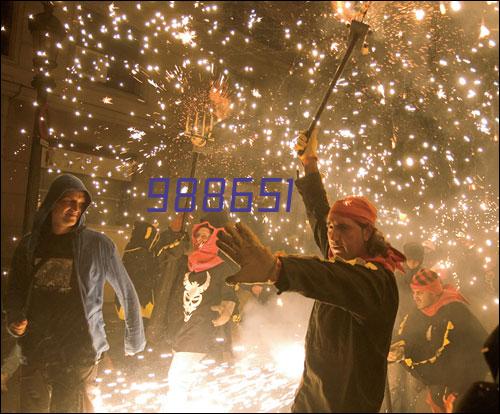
top-left (33, 258), bottom-right (73, 293)
top-left (183, 271), bottom-right (211, 322)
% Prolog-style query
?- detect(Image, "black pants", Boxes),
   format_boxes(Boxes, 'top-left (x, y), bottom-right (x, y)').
top-left (20, 356), bottom-right (98, 413)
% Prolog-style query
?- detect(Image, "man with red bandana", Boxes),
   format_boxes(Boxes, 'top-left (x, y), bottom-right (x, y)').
top-left (389, 269), bottom-right (489, 412)
top-left (216, 129), bottom-right (405, 412)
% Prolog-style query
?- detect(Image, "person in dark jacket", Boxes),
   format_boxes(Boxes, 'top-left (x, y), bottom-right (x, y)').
top-left (115, 221), bottom-right (160, 324)
top-left (161, 214), bottom-right (240, 411)
top-left (4, 174), bottom-right (145, 412)
top-left (389, 269), bottom-right (489, 412)
top-left (216, 129), bottom-right (404, 413)
top-left (454, 325), bottom-right (498, 413)
top-left (388, 241), bottom-right (427, 412)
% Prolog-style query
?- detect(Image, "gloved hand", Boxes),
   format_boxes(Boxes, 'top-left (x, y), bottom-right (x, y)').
top-left (387, 340), bottom-right (405, 363)
top-left (294, 128), bottom-right (319, 163)
top-left (216, 222), bottom-right (279, 285)
top-left (211, 300), bottom-right (236, 326)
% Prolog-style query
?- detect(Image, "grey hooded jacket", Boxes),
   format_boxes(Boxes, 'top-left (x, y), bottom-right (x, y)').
top-left (4, 174), bottom-right (146, 359)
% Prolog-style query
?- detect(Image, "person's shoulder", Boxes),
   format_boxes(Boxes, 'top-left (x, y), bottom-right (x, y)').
top-left (332, 256), bottom-right (379, 270)
top-left (438, 300), bottom-right (471, 319)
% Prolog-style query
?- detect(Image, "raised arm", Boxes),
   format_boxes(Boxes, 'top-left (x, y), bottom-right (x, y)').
top-left (294, 129), bottom-right (330, 258)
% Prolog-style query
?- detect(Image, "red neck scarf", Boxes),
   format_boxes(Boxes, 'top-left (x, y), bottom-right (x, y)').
top-left (188, 222), bottom-right (224, 272)
top-left (328, 246), bottom-right (406, 274)
top-left (419, 284), bottom-right (469, 317)
top-left (362, 246), bottom-right (406, 273)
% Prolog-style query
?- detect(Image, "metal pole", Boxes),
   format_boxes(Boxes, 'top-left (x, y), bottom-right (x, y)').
top-left (298, 20), bottom-right (369, 155)
top-left (22, 77), bottom-right (48, 235)
top-left (147, 150), bottom-right (200, 346)
top-left (22, 1), bottom-right (64, 234)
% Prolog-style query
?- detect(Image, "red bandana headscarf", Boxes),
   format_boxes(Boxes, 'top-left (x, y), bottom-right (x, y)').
top-left (187, 222), bottom-right (224, 272)
top-left (411, 269), bottom-right (468, 316)
top-left (328, 196), bottom-right (406, 273)
top-left (329, 196), bottom-right (378, 226)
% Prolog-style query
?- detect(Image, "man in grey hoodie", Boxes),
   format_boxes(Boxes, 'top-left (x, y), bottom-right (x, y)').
top-left (4, 174), bottom-right (145, 412)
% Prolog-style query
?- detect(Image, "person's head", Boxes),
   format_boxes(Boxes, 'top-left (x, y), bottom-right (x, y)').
top-left (327, 195), bottom-right (388, 260)
top-left (403, 242), bottom-right (425, 269)
top-left (193, 223), bottom-right (213, 248)
top-left (51, 190), bottom-right (88, 234)
top-left (200, 211), bottom-right (230, 229)
top-left (411, 268), bottom-right (443, 310)
top-left (129, 221), bottom-right (159, 251)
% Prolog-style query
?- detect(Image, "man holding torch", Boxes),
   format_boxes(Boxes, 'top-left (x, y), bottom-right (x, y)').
top-left (216, 129), bottom-right (404, 412)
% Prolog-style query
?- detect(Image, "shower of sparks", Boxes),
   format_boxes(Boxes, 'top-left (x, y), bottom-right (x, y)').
top-left (91, 343), bottom-right (304, 413)
top-left (5, 2), bottom-right (499, 409)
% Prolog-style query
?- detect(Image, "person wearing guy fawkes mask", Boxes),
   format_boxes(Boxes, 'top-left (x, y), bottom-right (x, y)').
top-left (161, 212), bottom-right (240, 412)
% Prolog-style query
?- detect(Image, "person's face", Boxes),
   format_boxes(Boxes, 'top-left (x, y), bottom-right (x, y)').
top-left (327, 215), bottom-right (371, 260)
top-left (412, 289), bottom-right (439, 310)
top-left (194, 227), bottom-right (212, 248)
top-left (406, 259), bottom-right (421, 270)
top-left (51, 191), bottom-right (87, 233)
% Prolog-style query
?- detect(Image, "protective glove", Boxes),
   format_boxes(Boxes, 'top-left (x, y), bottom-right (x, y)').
top-left (387, 340), bottom-right (405, 363)
top-left (211, 300), bottom-right (236, 326)
top-left (294, 128), bottom-right (319, 163)
top-left (216, 222), bottom-right (279, 285)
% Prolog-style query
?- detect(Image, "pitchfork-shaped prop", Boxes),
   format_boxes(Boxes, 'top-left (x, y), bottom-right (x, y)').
top-left (297, 20), bottom-right (370, 156)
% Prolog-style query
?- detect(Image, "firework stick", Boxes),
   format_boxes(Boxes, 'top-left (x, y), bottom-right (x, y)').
top-left (147, 151), bottom-right (200, 346)
top-left (298, 20), bottom-right (369, 156)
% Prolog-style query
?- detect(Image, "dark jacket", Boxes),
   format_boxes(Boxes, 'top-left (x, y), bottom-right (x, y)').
top-left (394, 265), bottom-right (422, 333)
top-left (115, 221), bottom-right (160, 318)
top-left (153, 225), bottom-right (240, 352)
top-left (396, 301), bottom-right (489, 395)
top-left (275, 172), bottom-right (398, 413)
top-left (5, 174), bottom-right (146, 359)
top-left (455, 325), bottom-right (498, 413)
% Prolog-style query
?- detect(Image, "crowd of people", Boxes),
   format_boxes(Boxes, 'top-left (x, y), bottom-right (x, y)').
top-left (1, 128), bottom-right (498, 413)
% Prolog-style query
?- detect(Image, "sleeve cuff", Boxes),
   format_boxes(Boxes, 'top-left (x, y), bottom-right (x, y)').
top-left (274, 257), bottom-right (290, 293)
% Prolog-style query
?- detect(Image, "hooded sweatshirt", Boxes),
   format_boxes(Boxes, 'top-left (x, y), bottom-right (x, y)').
top-left (5, 174), bottom-right (145, 360)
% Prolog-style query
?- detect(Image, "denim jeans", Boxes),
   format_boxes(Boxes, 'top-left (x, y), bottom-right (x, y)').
top-left (20, 356), bottom-right (98, 413)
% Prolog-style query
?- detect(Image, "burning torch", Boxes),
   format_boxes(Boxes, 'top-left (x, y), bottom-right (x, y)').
top-left (297, 19), bottom-right (370, 156)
